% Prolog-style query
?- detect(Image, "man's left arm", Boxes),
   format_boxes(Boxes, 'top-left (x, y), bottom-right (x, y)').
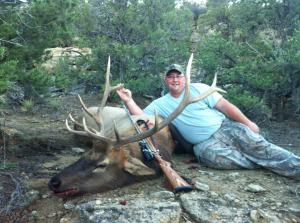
top-left (214, 98), bottom-right (260, 134)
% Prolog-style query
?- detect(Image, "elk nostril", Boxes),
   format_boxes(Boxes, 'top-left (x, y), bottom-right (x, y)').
top-left (49, 177), bottom-right (61, 189)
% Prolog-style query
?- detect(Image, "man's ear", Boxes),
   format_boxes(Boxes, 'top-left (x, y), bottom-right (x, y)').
top-left (124, 156), bottom-right (156, 176)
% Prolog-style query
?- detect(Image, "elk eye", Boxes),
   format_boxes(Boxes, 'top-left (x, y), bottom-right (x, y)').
top-left (92, 163), bottom-right (107, 173)
top-left (93, 158), bottom-right (110, 173)
top-left (96, 163), bottom-right (107, 168)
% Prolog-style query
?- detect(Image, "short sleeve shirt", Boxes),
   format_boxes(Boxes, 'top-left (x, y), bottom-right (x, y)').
top-left (143, 83), bottom-right (225, 144)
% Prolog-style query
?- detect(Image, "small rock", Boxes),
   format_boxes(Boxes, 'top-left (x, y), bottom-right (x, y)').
top-left (119, 200), bottom-right (128, 205)
top-left (95, 200), bottom-right (102, 205)
top-left (288, 206), bottom-right (300, 216)
top-left (42, 194), bottom-right (50, 199)
top-left (245, 184), bottom-right (266, 193)
top-left (25, 190), bottom-right (40, 206)
top-left (250, 210), bottom-right (259, 222)
top-left (216, 198), bottom-right (227, 205)
top-left (250, 209), bottom-right (281, 223)
top-left (60, 217), bottom-right (71, 223)
top-left (31, 210), bottom-right (39, 219)
top-left (234, 199), bottom-right (240, 204)
top-left (43, 162), bottom-right (57, 168)
top-left (228, 172), bottom-right (240, 178)
top-left (48, 212), bottom-right (57, 218)
top-left (198, 170), bottom-right (214, 176)
top-left (248, 201), bottom-right (263, 208)
top-left (64, 202), bottom-right (75, 210)
top-left (151, 191), bottom-right (175, 199)
top-left (194, 182), bottom-right (210, 191)
top-left (224, 193), bottom-right (236, 202)
top-left (71, 147), bottom-right (85, 154)
top-left (210, 191), bottom-right (219, 198)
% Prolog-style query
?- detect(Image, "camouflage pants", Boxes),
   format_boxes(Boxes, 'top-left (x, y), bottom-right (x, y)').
top-left (193, 119), bottom-right (300, 179)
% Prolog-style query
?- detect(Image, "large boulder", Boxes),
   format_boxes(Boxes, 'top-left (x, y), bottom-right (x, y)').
top-left (41, 47), bottom-right (92, 73)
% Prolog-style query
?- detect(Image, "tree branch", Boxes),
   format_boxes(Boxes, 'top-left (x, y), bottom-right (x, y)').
top-left (0, 38), bottom-right (23, 46)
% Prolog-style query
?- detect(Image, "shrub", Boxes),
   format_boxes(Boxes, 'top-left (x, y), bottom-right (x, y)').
top-left (226, 86), bottom-right (271, 123)
top-left (48, 98), bottom-right (61, 110)
top-left (52, 58), bottom-right (74, 90)
top-left (0, 60), bottom-right (20, 94)
top-left (21, 98), bottom-right (35, 113)
top-left (124, 76), bottom-right (162, 97)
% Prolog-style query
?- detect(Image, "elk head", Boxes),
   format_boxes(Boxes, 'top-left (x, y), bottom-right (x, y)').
top-left (48, 54), bottom-right (225, 196)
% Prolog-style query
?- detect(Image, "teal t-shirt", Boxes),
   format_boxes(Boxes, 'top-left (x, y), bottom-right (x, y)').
top-left (143, 83), bottom-right (225, 144)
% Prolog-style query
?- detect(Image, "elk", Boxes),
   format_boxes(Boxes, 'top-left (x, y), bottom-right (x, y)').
top-left (48, 54), bottom-right (224, 197)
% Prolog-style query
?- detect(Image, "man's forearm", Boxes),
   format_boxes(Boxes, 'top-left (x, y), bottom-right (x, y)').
top-left (224, 104), bottom-right (252, 126)
top-left (215, 98), bottom-right (260, 133)
top-left (125, 99), bottom-right (145, 115)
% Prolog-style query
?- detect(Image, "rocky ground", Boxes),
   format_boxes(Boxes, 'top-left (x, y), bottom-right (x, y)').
top-left (0, 94), bottom-right (299, 223)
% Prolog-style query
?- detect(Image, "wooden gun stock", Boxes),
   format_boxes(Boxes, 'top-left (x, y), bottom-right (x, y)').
top-left (144, 137), bottom-right (193, 193)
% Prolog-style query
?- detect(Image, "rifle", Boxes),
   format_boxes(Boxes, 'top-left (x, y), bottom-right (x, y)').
top-left (124, 106), bottom-right (193, 193)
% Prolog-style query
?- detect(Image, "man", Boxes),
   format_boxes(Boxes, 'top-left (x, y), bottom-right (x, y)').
top-left (117, 64), bottom-right (300, 179)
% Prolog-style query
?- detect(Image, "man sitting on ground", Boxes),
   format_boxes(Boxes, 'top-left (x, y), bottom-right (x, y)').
top-left (117, 64), bottom-right (300, 179)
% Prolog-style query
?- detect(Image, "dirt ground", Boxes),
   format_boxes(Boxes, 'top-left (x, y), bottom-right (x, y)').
top-left (0, 94), bottom-right (299, 223)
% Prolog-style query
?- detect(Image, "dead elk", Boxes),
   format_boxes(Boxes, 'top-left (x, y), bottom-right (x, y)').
top-left (48, 54), bottom-right (224, 196)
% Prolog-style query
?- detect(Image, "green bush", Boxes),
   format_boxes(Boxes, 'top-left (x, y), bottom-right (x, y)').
top-left (52, 57), bottom-right (92, 91)
top-left (0, 60), bottom-right (20, 94)
top-left (21, 98), bottom-right (35, 113)
top-left (48, 98), bottom-right (61, 110)
top-left (52, 58), bottom-right (74, 90)
top-left (226, 86), bottom-right (271, 122)
top-left (99, 75), bottom-right (162, 104)
top-left (124, 76), bottom-right (162, 97)
top-left (0, 161), bottom-right (18, 170)
top-left (0, 47), bottom-right (5, 60)
top-left (19, 66), bottom-right (53, 99)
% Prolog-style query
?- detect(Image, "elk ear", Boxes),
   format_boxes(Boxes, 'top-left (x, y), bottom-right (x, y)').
top-left (124, 156), bottom-right (155, 176)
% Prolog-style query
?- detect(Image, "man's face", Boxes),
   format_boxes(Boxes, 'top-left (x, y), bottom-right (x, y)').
top-left (164, 71), bottom-right (186, 95)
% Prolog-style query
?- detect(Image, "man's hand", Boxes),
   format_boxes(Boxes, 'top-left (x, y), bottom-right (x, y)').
top-left (116, 87), bottom-right (132, 103)
top-left (117, 86), bottom-right (145, 115)
top-left (215, 98), bottom-right (260, 134)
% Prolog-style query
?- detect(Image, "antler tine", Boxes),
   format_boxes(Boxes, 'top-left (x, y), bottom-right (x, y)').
top-left (113, 120), bottom-right (121, 142)
top-left (65, 114), bottom-right (89, 137)
top-left (99, 56), bottom-right (124, 110)
top-left (66, 112), bottom-right (116, 144)
top-left (184, 52), bottom-right (193, 94)
top-left (77, 94), bottom-right (104, 132)
top-left (100, 56), bottom-right (111, 109)
top-left (69, 113), bottom-right (83, 129)
top-left (82, 117), bottom-right (114, 144)
top-left (190, 74), bottom-right (226, 103)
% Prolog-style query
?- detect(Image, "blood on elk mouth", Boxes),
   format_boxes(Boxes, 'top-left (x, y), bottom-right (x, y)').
top-left (53, 188), bottom-right (79, 197)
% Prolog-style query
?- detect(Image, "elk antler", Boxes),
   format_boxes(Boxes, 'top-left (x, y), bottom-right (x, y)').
top-left (100, 56), bottom-right (123, 110)
top-left (67, 56), bottom-right (123, 132)
top-left (66, 53), bottom-right (226, 149)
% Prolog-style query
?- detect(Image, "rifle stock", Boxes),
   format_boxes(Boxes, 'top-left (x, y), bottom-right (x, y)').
top-left (144, 137), bottom-right (193, 193)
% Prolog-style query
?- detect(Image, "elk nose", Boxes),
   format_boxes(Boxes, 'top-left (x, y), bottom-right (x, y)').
top-left (48, 176), bottom-right (61, 190)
